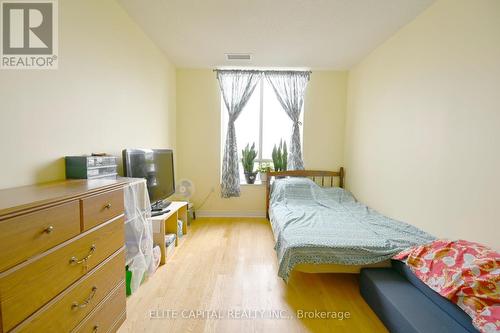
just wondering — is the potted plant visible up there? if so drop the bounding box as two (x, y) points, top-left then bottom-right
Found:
(241, 143), (258, 184)
(258, 162), (273, 182)
(272, 139), (288, 174)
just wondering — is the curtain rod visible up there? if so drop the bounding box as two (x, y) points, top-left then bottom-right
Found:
(213, 69), (312, 74)
(212, 69), (261, 73)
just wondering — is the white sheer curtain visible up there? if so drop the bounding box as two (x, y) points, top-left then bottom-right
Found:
(265, 71), (310, 170)
(216, 70), (261, 198)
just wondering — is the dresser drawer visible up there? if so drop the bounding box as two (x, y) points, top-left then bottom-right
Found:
(81, 189), (124, 230)
(72, 282), (126, 333)
(0, 201), (80, 272)
(0, 216), (124, 332)
(13, 249), (125, 333)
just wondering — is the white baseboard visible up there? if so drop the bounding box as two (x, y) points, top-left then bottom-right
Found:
(196, 210), (266, 218)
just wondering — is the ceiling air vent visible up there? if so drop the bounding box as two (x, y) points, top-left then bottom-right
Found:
(225, 53), (252, 61)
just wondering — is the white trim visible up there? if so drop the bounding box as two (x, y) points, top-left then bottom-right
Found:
(196, 210), (266, 218)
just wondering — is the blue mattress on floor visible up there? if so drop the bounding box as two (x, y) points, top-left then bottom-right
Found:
(391, 260), (476, 332)
(360, 266), (478, 333)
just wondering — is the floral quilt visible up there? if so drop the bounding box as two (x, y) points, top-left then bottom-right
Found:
(394, 239), (500, 333)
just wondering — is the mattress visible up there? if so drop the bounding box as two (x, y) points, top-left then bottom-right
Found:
(391, 260), (477, 332)
(360, 268), (474, 333)
(269, 178), (435, 280)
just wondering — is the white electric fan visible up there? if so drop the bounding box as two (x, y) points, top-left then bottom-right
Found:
(175, 179), (195, 201)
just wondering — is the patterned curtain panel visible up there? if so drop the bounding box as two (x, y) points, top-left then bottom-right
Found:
(265, 71), (310, 170)
(216, 70), (261, 198)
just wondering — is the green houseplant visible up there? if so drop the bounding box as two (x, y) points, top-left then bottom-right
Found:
(272, 140), (288, 173)
(241, 143), (258, 184)
(257, 162), (273, 182)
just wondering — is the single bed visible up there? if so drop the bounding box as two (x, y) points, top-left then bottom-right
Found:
(265, 169), (435, 280)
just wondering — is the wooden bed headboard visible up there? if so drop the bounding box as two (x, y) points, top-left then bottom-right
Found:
(265, 168), (344, 218)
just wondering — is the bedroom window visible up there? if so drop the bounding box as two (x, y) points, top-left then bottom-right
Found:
(221, 79), (304, 183)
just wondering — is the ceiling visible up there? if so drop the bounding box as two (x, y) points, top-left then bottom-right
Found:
(118, 0), (435, 70)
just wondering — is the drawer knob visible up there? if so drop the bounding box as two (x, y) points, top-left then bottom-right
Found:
(69, 244), (96, 265)
(44, 225), (54, 234)
(103, 203), (112, 209)
(93, 325), (99, 333)
(71, 286), (97, 310)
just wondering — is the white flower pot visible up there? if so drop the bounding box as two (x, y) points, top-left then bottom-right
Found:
(259, 172), (268, 182)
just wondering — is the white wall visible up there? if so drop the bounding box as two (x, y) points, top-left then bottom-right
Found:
(345, 0), (500, 248)
(0, 0), (176, 189)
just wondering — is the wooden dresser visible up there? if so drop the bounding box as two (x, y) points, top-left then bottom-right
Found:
(0, 179), (129, 333)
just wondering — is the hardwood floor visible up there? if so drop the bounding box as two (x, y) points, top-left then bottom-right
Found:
(118, 218), (388, 333)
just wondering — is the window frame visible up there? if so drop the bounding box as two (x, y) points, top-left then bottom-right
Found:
(220, 78), (304, 184)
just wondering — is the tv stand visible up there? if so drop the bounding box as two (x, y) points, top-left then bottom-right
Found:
(151, 201), (188, 265)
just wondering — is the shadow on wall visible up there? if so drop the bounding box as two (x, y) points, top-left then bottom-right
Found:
(34, 158), (66, 183)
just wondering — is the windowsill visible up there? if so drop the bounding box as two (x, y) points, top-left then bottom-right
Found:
(219, 178), (268, 187)
(240, 180), (266, 186)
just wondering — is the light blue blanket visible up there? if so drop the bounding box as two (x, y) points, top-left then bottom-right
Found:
(269, 178), (435, 281)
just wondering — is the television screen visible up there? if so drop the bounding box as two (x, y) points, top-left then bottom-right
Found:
(122, 149), (175, 204)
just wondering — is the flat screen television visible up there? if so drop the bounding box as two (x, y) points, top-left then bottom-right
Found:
(122, 149), (175, 207)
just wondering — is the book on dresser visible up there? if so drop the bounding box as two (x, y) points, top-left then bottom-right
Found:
(0, 178), (132, 333)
